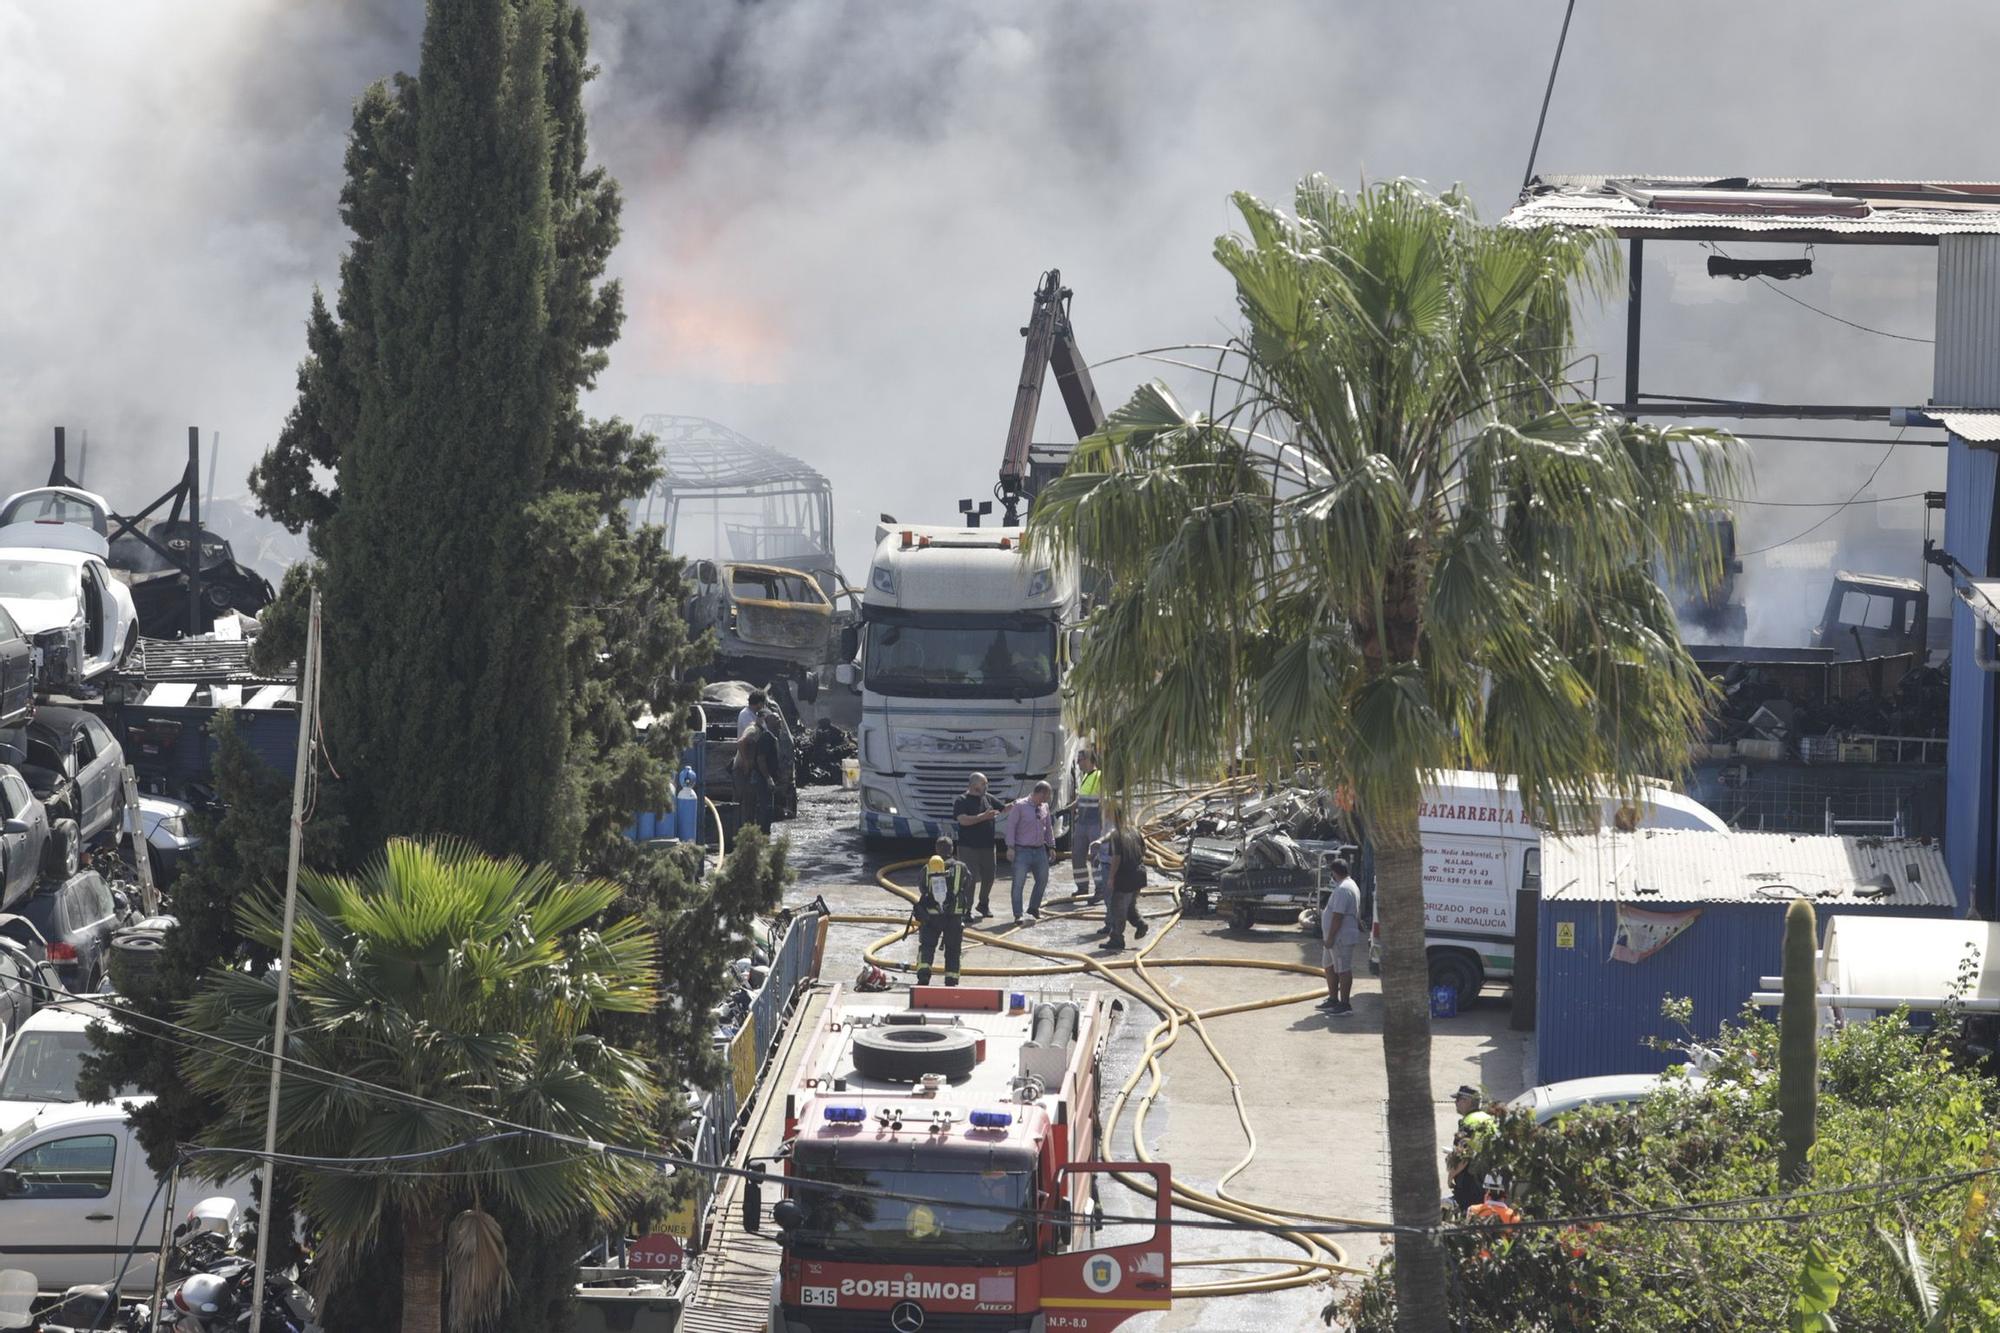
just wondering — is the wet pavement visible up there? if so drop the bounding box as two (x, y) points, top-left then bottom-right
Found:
(771, 784), (1530, 1330)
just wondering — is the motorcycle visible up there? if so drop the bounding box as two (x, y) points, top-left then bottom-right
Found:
(158, 1198), (317, 1333)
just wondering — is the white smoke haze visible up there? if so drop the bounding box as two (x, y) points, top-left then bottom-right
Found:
(2, 0), (1990, 631)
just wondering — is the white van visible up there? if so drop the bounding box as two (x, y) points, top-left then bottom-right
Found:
(1369, 770), (1726, 1005)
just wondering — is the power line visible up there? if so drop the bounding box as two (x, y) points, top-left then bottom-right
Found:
(1735, 490), (1927, 510)
(1520, 0), (1579, 194)
(1737, 427), (1909, 557)
(43, 958), (2000, 1245)
(1707, 243), (1935, 345)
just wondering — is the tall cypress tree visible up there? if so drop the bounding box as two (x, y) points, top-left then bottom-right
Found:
(253, 0), (692, 870)
(222, 3), (785, 1326)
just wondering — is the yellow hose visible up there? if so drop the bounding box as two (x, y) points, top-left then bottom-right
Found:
(857, 851), (1376, 1299)
(704, 797), (730, 860)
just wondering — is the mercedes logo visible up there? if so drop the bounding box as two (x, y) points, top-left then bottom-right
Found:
(889, 1301), (926, 1333)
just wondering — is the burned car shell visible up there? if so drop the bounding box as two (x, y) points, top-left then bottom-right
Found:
(110, 519), (275, 637)
(688, 562), (834, 668)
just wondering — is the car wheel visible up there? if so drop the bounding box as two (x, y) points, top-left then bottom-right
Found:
(1428, 950), (1483, 1011)
(42, 819), (79, 879)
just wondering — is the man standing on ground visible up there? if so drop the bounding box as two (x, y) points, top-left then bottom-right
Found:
(953, 772), (1003, 918)
(737, 688), (767, 736)
(1068, 748), (1104, 902)
(1319, 857), (1361, 1016)
(914, 836), (976, 986)
(1003, 781), (1055, 924)
(734, 711), (781, 833)
(1100, 802), (1151, 952)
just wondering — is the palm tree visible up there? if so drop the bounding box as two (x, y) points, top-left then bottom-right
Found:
(181, 839), (661, 1333)
(1028, 178), (1738, 1329)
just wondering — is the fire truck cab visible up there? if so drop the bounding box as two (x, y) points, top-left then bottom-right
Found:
(753, 983), (1171, 1333)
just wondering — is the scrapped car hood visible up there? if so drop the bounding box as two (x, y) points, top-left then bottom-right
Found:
(0, 598), (77, 638)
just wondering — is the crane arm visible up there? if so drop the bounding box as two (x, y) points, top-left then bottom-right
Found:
(999, 270), (1104, 524)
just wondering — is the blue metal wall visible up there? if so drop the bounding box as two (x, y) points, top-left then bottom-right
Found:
(1945, 437), (1999, 917)
(1535, 898), (1954, 1084)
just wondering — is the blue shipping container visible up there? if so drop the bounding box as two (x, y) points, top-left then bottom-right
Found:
(1535, 831), (1957, 1085)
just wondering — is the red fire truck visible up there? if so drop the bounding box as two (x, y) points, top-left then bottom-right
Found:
(744, 982), (1173, 1333)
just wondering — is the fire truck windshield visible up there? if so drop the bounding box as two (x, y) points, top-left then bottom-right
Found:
(789, 1146), (1035, 1262)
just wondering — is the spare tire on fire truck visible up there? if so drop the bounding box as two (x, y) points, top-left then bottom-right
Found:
(851, 1024), (979, 1082)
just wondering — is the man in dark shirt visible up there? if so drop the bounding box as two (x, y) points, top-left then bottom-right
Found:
(952, 772), (1003, 918)
(1099, 803), (1150, 952)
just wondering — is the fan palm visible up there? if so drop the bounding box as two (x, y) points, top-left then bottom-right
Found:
(181, 838), (660, 1333)
(1028, 178), (1739, 1329)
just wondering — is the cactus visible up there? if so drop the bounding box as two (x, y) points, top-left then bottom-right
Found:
(1778, 896), (1819, 1186)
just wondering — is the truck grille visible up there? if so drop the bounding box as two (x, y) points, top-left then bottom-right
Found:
(788, 1311), (1025, 1333)
(907, 766), (1018, 820)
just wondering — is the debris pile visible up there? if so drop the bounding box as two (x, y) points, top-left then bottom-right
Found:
(1702, 661), (1949, 762)
(795, 719), (857, 787)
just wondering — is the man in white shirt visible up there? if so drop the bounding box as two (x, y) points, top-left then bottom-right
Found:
(1319, 858), (1362, 1017)
(736, 688), (768, 736)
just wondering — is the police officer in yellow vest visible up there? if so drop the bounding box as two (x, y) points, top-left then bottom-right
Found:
(917, 836), (977, 986)
(1069, 748), (1104, 902)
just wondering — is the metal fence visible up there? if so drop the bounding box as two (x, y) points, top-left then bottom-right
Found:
(674, 907), (824, 1253)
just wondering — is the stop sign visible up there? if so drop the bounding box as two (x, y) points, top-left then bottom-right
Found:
(629, 1232), (685, 1271)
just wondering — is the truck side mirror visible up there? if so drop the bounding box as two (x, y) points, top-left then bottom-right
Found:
(1067, 628), (1085, 662)
(695, 560), (718, 586)
(773, 1199), (804, 1232)
(839, 626), (859, 662)
(0, 1169), (20, 1199)
(741, 1176), (762, 1234)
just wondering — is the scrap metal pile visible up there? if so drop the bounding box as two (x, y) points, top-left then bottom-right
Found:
(794, 719), (856, 787)
(1140, 778), (1357, 930)
(1701, 659), (1949, 762)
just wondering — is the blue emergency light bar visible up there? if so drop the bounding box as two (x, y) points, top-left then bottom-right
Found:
(822, 1105), (867, 1123)
(969, 1110), (1013, 1129)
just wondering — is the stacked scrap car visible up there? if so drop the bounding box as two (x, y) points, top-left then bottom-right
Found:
(0, 488), (139, 692)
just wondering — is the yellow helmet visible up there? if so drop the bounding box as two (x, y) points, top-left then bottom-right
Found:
(926, 855), (947, 873)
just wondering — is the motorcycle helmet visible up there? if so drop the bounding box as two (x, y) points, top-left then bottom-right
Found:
(174, 1272), (234, 1316)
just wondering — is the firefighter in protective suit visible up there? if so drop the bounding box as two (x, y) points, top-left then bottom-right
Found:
(916, 836), (976, 986)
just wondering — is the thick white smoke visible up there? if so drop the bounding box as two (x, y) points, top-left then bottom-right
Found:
(2, 0), (1988, 623)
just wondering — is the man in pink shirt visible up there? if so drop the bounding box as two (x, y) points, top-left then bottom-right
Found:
(1003, 780), (1056, 924)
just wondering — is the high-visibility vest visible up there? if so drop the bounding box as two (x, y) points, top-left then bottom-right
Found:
(1076, 770), (1103, 823)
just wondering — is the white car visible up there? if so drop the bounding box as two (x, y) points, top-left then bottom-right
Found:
(1509, 1072), (1704, 1124)
(0, 550), (137, 692)
(0, 489), (114, 561)
(0, 1002), (141, 1138)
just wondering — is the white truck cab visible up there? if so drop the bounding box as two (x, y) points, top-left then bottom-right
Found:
(855, 523), (1079, 843)
(1371, 770), (1727, 1006)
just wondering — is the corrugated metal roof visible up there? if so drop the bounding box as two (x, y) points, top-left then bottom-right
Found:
(1934, 409), (2000, 442)
(1542, 830), (1956, 908)
(1506, 175), (2000, 240)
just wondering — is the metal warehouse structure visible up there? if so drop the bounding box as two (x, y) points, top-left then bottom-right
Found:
(1535, 829), (1955, 1083)
(1506, 176), (2000, 915)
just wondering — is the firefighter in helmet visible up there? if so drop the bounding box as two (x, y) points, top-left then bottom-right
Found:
(916, 836), (977, 986)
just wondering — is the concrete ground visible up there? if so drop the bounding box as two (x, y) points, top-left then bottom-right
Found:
(776, 786), (1533, 1330)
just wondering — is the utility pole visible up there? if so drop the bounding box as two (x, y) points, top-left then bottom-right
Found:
(248, 586), (320, 1333)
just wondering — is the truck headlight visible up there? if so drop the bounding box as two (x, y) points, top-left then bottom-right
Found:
(861, 786), (898, 814)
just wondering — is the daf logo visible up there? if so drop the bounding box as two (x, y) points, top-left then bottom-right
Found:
(889, 1301), (926, 1333)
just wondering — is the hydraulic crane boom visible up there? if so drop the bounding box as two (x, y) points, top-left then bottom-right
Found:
(998, 269), (1105, 525)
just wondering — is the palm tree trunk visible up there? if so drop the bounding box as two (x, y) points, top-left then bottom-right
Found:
(401, 1206), (446, 1333)
(1374, 827), (1451, 1330)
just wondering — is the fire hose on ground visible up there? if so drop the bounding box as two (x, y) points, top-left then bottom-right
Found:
(830, 791), (1381, 1300)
